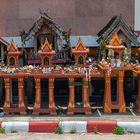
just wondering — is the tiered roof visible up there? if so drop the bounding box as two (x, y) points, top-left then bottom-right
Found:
(97, 15), (139, 46)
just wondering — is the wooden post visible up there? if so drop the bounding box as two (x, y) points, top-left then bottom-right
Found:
(67, 78), (75, 115)
(3, 77), (11, 115)
(1, 45), (4, 64)
(18, 77), (26, 115)
(49, 78), (57, 115)
(82, 78), (91, 115)
(104, 70), (112, 113)
(118, 70), (126, 112)
(33, 78), (41, 115)
(136, 76), (140, 112)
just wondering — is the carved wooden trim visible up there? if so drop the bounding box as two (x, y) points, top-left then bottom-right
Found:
(38, 38), (55, 66)
(33, 78), (41, 109)
(82, 78), (91, 110)
(103, 70), (111, 112)
(18, 78), (26, 109)
(136, 77), (140, 112)
(72, 38), (89, 65)
(7, 41), (21, 66)
(4, 78), (11, 110)
(48, 78), (56, 110)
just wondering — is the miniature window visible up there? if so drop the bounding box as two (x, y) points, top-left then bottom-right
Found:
(78, 56), (84, 64)
(9, 57), (15, 65)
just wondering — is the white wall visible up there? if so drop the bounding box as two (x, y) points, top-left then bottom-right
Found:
(135, 0), (140, 31)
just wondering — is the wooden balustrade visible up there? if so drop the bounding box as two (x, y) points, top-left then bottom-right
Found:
(32, 77), (57, 115)
(103, 69), (126, 113)
(3, 77), (26, 115)
(1, 66), (140, 115)
(134, 68), (140, 112)
(67, 77), (91, 115)
(136, 78), (140, 112)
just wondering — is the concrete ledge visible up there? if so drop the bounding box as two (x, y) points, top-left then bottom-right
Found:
(2, 122), (29, 132)
(60, 121), (87, 133)
(1, 121), (140, 133)
(87, 121), (117, 133)
(29, 121), (58, 133)
(117, 122), (140, 133)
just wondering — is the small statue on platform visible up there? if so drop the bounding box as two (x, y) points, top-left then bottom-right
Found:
(123, 48), (129, 64)
(110, 58), (116, 68)
(116, 59), (122, 68)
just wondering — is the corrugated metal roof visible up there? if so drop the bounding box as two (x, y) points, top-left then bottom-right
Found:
(2, 37), (22, 47)
(0, 37), (9, 46)
(2, 35), (140, 48)
(2, 36), (35, 48)
(70, 36), (99, 47)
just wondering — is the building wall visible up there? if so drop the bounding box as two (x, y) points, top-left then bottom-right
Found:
(0, 0), (134, 36)
(135, 0), (140, 32)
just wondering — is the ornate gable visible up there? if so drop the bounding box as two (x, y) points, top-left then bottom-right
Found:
(7, 40), (21, 66)
(72, 38), (89, 65)
(22, 12), (71, 53)
(38, 38), (55, 66)
(97, 15), (139, 46)
(109, 33), (122, 46)
(106, 33), (125, 60)
(73, 38), (89, 53)
(7, 41), (18, 52)
(41, 38), (52, 52)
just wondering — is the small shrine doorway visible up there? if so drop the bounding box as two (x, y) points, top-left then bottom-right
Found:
(44, 57), (49, 65)
(114, 52), (119, 59)
(78, 56), (84, 64)
(9, 57), (15, 66)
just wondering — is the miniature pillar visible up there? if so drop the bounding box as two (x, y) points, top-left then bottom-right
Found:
(104, 70), (112, 113)
(67, 78), (75, 115)
(3, 77), (11, 115)
(33, 78), (41, 115)
(118, 70), (126, 112)
(1, 45), (4, 64)
(18, 78), (26, 115)
(49, 78), (57, 115)
(82, 78), (91, 115)
(136, 77), (140, 112)
(103, 70), (126, 113)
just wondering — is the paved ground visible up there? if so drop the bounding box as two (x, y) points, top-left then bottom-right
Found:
(0, 133), (140, 140)
(0, 110), (140, 122)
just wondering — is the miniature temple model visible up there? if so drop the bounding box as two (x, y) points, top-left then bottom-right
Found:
(0, 13), (139, 116)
